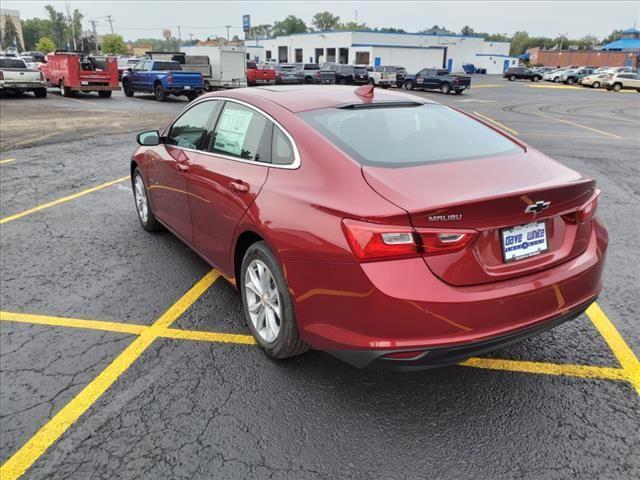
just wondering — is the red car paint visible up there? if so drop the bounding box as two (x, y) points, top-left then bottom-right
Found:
(131, 86), (607, 368)
(42, 52), (119, 94)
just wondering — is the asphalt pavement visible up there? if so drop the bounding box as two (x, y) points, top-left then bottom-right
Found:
(1, 75), (638, 480)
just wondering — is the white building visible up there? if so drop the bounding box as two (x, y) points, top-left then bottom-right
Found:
(245, 30), (515, 74)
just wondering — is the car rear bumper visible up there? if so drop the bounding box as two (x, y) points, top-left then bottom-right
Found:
(285, 219), (607, 361)
(0, 81), (47, 90)
(327, 297), (595, 370)
(74, 85), (119, 91)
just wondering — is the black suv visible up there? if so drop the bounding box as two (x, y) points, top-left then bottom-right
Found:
(324, 64), (369, 85)
(503, 67), (542, 82)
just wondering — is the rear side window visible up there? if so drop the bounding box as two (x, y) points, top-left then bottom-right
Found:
(166, 101), (217, 150)
(305, 64), (318, 69)
(212, 102), (271, 162)
(300, 104), (519, 167)
(153, 61), (182, 71)
(0, 58), (26, 68)
(247, 61), (257, 69)
(272, 127), (295, 165)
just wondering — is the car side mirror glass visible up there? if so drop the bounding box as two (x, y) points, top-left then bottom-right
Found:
(127, 67), (133, 72)
(137, 130), (160, 146)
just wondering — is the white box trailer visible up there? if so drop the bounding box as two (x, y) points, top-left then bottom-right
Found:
(181, 45), (247, 90)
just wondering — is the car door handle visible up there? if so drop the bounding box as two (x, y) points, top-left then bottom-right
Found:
(230, 180), (249, 193)
(177, 163), (189, 174)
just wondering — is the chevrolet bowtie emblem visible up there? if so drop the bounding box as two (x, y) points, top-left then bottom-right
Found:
(525, 200), (551, 214)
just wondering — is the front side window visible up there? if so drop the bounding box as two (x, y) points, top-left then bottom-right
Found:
(212, 102), (270, 162)
(300, 104), (519, 168)
(166, 101), (217, 150)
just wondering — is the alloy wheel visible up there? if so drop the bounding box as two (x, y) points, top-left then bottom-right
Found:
(134, 175), (149, 223)
(244, 259), (281, 343)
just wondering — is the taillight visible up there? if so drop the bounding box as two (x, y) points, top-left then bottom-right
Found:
(577, 189), (600, 223)
(167, 72), (173, 84)
(342, 219), (418, 261)
(316, 71), (321, 77)
(341, 219), (476, 262)
(417, 230), (476, 255)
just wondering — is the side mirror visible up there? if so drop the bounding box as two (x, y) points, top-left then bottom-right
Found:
(127, 67), (133, 72)
(137, 130), (160, 146)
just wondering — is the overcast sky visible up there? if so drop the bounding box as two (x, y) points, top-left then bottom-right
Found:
(5, 0), (640, 41)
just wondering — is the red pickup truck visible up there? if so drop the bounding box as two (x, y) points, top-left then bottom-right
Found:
(41, 51), (119, 97)
(246, 61), (276, 86)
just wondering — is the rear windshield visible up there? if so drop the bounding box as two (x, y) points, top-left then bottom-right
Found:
(354, 67), (368, 74)
(299, 104), (519, 167)
(153, 61), (182, 71)
(0, 58), (27, 68)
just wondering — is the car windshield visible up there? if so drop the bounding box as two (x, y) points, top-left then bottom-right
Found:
(0, 58), (27, 68)
(154, 61), (182, 71)
(299, 104), (519, 167)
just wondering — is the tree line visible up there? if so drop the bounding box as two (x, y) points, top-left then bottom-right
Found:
(4, 6), (626, 58)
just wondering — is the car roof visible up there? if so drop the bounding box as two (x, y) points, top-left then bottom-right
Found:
(203, 85), (435, 113)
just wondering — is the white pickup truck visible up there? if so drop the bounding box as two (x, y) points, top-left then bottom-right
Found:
(0, 56), (48, 97)
(366, 65), (397, 88)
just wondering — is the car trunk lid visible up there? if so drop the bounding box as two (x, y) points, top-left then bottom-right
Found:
(362, 150), (596, 286)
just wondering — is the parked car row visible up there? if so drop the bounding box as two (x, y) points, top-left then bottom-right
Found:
(537, 65), (639, 91)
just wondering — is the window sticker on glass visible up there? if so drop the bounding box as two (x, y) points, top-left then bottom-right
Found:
(214, 106), (254, 156)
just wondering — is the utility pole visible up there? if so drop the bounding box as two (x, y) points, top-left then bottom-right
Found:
(66, 2), (77, 51)
(90, 19), (99, 52)
(225, 25), (231, 42)
(189, 33), (194, 42)
(106, 15), (114, 34)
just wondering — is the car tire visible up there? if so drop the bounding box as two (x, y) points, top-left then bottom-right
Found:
(186, 91), (198, 102)
(132, 168), (162, 232)
(98, 90), (112, 98)
(122, 80), (134, 97)
(404, 80), (414, 90)
(454, 89), (463, 94)
(34, 88), (47, 98)
(368, 78), (375, 85)
(60, 81), (73, 97)
(508, 75), (516, 81)
(592, 81), (600, 88)
(154, 83), (167, 101)
(338, 78), (347, 85)
(566, 78), (575, 85)
(305, 76), (313, 84)
(532, 76), (541, 82)
(612, 83), (622, 92)
(440, 83), (451, 94)
(553, 77), (561, 83)
(241, 241), (309, 359)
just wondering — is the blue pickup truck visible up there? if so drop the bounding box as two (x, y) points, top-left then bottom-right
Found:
(121, 60), (203, 101)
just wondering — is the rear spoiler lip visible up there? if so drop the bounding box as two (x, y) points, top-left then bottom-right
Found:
(451, 106), (528, 153)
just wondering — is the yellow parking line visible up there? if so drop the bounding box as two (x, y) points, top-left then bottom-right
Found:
(530, 112), (623, 140)
(161, 327), (256, 345)
(0, 311), (146, 336)
(0, 176), (129, 225)
(587, 303), (640, 395)
(0, 270), (219, 480)
(473, 111), (519, 135)
(0, 158), (16, 165)
(460, 358), (627, 382)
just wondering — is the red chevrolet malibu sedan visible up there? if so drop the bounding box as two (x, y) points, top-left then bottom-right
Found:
(130, 85), (607, 370)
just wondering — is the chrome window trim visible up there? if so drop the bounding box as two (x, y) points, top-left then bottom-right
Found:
(165, 97), (301, 170)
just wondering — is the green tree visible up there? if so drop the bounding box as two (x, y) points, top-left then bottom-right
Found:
(338, 21), (368, 31)
(312, 12), (340, 31)
(45, 4), (67, 48)
(375, 27), (406, 33)
(509, 31), (530, 55)
(272, 16), (307, 36)
(420, 25), (454, 35)
(2, 15), (22, 50)
(22, 17), (52, 50)
(248, 24), (272, 39)
(68, 8), (83, 50)
(35, 36), (56, 54)
(602, 29), (623, 44)
(101, 34), (127, 54)
(460, 25), (475, 36)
